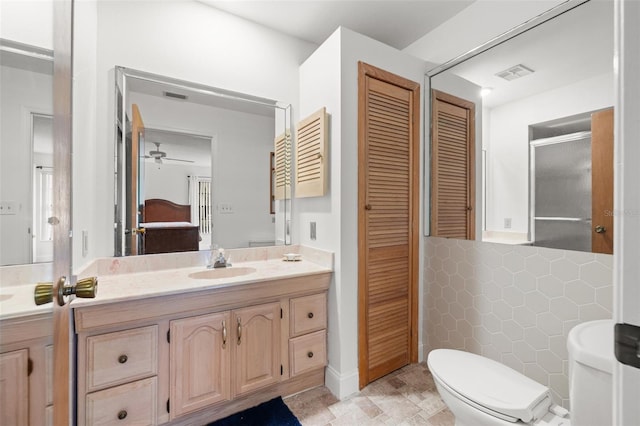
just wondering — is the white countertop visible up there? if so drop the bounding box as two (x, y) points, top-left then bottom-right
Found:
(71, 258), (331, 309)
(0, 283), (53, 321)
(0, 245), (334, 321)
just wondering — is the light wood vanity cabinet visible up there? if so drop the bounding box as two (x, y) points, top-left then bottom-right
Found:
(80, 326), (159, 425)
(0, 313), (53, 426)
(170, 311), (230, 418)
(74, 272), (330, 425)
(232, 303), (282, 396)
(0, 349), (29, 425)
(169, 302), (281, 419)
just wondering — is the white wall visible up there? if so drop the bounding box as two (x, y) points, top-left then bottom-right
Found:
(144, 164), (209, 205)
(425, 237), (613, 408)
(0, 0), (53, 50)
(486, 72), (614, 233)
(298, 27), (427, 399)
(73, 0), (316, 267)
(0, 65), (53, 266)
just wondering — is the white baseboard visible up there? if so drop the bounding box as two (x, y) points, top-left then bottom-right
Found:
(325, 365), (359, 400)
(324, 346), (426, 400)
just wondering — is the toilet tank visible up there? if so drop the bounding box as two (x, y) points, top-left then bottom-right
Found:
(567, 319), (614, 426)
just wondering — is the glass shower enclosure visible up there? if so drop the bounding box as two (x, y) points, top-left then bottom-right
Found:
(530, 131), (592, 251)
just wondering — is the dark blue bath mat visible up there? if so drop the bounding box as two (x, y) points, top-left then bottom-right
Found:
(206, 397), (302, 426)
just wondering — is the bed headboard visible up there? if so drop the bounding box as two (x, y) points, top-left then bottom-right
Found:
(143, 199), (191, 223)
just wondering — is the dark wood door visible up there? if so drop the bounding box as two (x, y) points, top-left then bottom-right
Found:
(591, 108), (614, 254)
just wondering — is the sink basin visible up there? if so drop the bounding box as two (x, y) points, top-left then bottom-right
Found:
(188, 267), (257, 280)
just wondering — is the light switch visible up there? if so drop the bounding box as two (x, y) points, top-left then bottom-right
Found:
(310, 222), (316, 240)
(219, 203), (234, 214)
(0, 201), (17, 215)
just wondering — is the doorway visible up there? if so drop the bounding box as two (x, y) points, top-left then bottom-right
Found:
(357, 62), (420, 388)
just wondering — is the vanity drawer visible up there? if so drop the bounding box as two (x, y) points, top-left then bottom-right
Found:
(290, 293), (326, 337)
(289, 330), (327, 376)
(85, 377), (157, 426)
(86, 325), (158, 392)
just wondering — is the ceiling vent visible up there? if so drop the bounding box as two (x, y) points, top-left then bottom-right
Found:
(163, 91), (188, 101)
(495, 64), (534, 81)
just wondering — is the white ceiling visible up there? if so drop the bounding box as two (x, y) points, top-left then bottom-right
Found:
(198, 1), (612, 109)
(198, 0), (474, 50)
(442, 0), (613, 108)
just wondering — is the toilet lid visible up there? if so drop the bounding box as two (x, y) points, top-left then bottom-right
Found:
(428, 349), (551, 423)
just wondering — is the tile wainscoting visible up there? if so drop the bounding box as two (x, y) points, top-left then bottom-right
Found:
(424, 237), (613, 408)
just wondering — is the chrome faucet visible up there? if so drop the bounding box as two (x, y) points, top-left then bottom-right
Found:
(209, 248), (229, 268)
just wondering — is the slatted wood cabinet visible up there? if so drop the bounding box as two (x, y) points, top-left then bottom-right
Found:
(74, 273), (330, 425)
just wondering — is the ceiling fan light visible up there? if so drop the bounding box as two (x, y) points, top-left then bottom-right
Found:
(155, 157), (162, 164)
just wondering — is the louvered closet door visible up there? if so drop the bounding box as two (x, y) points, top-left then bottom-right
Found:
(431, 90), (475, 239)
(359, 63), (419, 387)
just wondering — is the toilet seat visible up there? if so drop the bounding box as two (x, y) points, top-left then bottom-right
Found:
(428, 349), (552, 423)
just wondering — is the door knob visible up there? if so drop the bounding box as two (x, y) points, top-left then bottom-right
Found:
(34, 276), (98, 306)
(364, 204), (372, 210)
(594, 225), (607, 234)
(124, 227), (146, 235)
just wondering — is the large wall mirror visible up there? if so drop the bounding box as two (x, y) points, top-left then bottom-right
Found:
(69, 0), (297, 262)
(428, 0), (614, 254)
(115, 67), (291, 257)
(0, 39), (54, 267)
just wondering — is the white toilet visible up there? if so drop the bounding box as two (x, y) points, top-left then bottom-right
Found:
(567, 319), (614, 426)
(428, 349), (569, 426)
(427, 320), (614, 426)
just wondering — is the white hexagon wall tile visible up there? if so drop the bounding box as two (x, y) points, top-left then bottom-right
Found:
(424, 237), (613, 408)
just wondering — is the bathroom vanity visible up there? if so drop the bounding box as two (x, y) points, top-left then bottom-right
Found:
(71, 251), (331, 425)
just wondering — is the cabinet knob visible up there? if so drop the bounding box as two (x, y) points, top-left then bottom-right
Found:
(118, 355), (128, 364)
(307, 312), (314, 319)
(117, 410), (127, 420)
(307, 351), (314, 358)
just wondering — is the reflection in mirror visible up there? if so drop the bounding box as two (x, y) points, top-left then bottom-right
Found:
(0, 39), (54, 266)
(115, 67), (291, 257)
(429, 0), (613, 253)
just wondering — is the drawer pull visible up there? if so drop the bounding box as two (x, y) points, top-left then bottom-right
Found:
(307, 351), (314, 358)
(237, 317), (242, 345)
(118, 355), (128, 364)
(117, 410), (127, 420)
(308, 312), (314, 319)
(222, 320), (227, 348)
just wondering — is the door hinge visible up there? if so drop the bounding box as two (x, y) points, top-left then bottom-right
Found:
(167, 330), (170, 343)
(615, 323), (640, 369)
(166, 399), (170, 413)
(27, 358), (33, 376)
(280, 364), (283, 375)
(280, 308), (283, 319)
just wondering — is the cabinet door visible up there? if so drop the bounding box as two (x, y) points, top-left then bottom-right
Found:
(170, 311), (231, 419)
(233, 303), (281, 396)
(0, 349), (29, 425)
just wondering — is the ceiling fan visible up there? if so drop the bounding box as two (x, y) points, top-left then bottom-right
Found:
(144, 142), (194, 164)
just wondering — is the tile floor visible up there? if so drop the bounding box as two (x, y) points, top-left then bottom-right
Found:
(284, 363), (455, 426)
